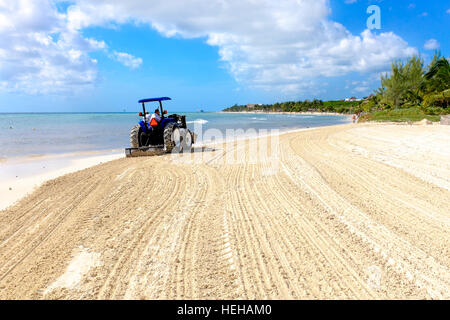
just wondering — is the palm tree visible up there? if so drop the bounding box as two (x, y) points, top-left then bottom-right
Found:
(422, 57), (450, 94)
(420, 54), (450, 108)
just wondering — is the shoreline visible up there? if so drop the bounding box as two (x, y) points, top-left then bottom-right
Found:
(220, 111), (353, 117)
(3, 112), (431, 212)
(0, 115), (437, 212)
(0, 150), (123, 210)
(0, 120), (352, 211)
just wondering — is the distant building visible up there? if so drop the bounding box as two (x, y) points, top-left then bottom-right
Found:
(345, 97), (362, 102)
(246, 104), (256, 109)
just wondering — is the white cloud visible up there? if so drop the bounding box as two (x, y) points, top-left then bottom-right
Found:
(0, 0), (104, 94)
(0, 0), (418, 96)
(447, 9), (450, 14)
(354, 86), (369, 93)
(65, 0), (417, 95)
(345, 0), (358, 4)
(111, 51), (142, 69)
(424, 39), (440, 50)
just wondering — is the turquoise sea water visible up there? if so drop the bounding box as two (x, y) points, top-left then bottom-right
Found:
(0, 112), (349, 158)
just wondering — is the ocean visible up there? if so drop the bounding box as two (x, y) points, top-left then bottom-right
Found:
(0, 112), (350, 158)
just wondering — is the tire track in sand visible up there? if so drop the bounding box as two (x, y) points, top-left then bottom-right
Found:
(0, 124), (448, 299)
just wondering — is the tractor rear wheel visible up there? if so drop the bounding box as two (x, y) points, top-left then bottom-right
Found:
(164, 123), (182, 153)
(130, 124), (151, 147)
(130, 124), (141, 148)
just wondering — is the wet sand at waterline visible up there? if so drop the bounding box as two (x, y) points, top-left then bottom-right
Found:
(0, 123), (449, 299)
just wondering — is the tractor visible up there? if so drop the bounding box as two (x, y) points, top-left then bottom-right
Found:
(125, 97), (195, 157)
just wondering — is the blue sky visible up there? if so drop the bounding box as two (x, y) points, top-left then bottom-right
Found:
(0, 0), (448, 112)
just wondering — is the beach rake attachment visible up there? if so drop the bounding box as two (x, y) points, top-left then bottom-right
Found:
(125, 146), (166, 157)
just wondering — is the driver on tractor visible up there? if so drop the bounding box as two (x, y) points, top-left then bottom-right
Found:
(150, 109), (161, 127)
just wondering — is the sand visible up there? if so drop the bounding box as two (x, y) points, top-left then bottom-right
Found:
(0, 123), (449, 299)
(0, 152), (123, 211)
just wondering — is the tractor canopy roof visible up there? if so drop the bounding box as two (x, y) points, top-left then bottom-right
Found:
(138, 97), (171, 103)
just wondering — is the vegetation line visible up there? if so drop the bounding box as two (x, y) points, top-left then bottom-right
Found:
(223, 52), (449, 123)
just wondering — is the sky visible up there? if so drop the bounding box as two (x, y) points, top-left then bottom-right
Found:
(0, 0), (448, 112)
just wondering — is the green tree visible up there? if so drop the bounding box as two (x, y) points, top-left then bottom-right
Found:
(380, 56), (424, 108)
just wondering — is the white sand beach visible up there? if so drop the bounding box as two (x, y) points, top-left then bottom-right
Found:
(0, 123), (449, 299)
